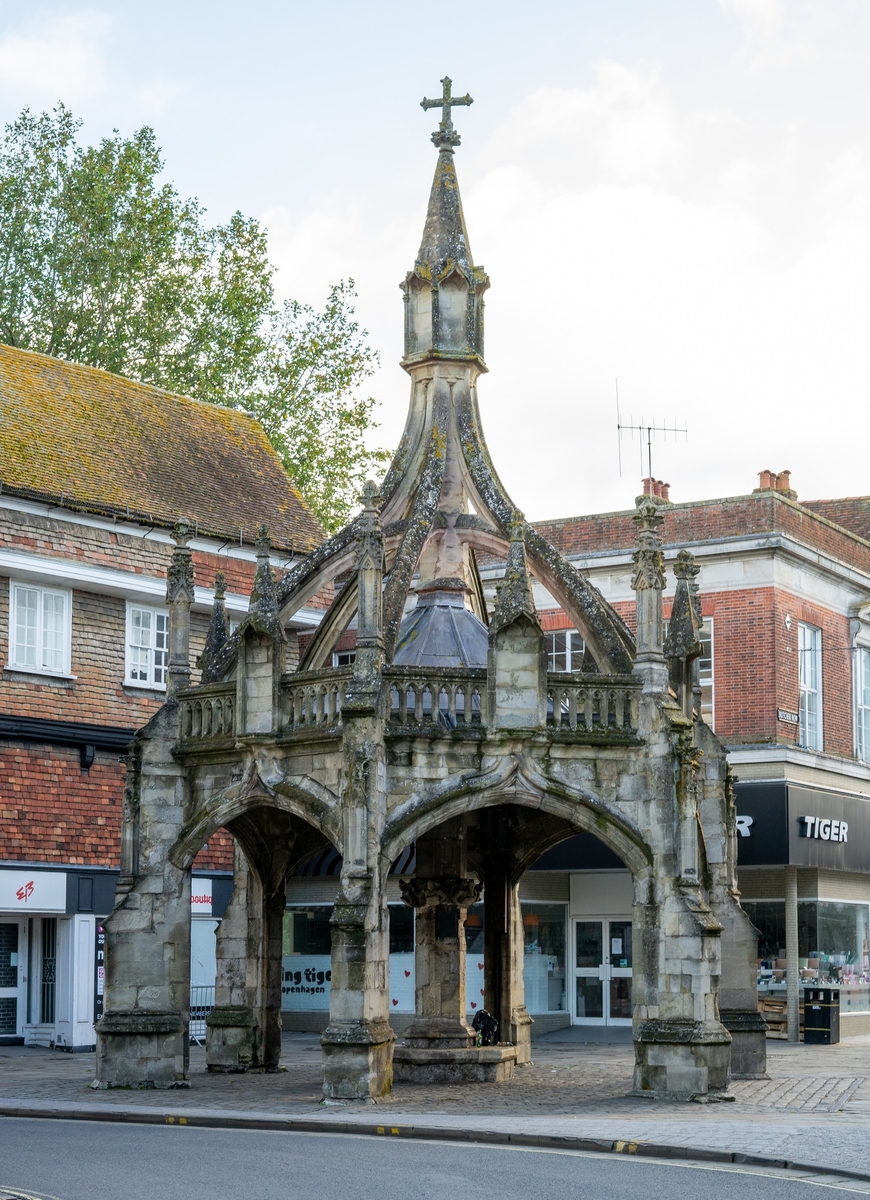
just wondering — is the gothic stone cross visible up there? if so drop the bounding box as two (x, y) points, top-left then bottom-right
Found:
(421, 76), (473, 148)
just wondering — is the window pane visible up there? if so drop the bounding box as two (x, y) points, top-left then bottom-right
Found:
(154, 612), (168, 685)
(567, 631), (585, 671)
(798, 624), (821, 750)
(545, 631), (568, 672)
(41, 593), (65, 672)
(13, 587), (38, 667)
(131, 608), (152, 648)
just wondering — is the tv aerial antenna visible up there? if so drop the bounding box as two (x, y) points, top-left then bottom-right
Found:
(615, 379), (688, 481)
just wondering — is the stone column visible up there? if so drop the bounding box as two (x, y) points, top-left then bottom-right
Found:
(785, 865), (800, 1043)
(631, 498), (668, 694)
(321, 875), (394, 1099)
(401, 875), (481, 1048)
(166, 520), (194, 700)
(96, 731), (192, 1087)
(320, 488), (394, 1100)
(481, 828), (531, 1063)
(207, 846), (263, 1071)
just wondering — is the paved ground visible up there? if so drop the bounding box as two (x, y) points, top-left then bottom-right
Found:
(2, 1034), (870, 1178)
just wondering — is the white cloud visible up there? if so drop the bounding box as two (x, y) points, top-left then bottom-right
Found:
(719, 0), (832, 71)
(0, 11), (112, 105)
(135, 80), (183, 118)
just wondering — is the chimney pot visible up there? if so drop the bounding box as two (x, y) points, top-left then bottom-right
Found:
(642, 477), (654, 496)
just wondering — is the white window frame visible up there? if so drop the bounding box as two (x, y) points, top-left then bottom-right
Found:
(856, 644), (870, 764)
(699, 617), (714, 730)
(125, 602), (169, 691)
(798, 622), (823, 752)
(332, 650), (356, 668)
(544, 628), (586, 672)
(7, 580), (72, 677)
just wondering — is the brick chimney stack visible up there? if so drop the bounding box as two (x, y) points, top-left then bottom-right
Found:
(642, 478), (671, 503)
(754, 469), (797, 501)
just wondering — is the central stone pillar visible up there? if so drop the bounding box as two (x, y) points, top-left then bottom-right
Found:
(400, 875), (481, 1049)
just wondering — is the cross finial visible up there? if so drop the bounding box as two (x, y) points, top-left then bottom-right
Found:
(421, 76), (473, 150)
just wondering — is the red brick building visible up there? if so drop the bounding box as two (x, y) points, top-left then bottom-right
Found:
(0, 345), (321, 1048)
(474, 471), (870, 1036)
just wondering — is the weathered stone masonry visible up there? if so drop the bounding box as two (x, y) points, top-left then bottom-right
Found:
(96, 82), (765, 1097)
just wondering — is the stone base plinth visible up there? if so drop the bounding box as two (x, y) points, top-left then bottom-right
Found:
(321, 1020), (396, 1100)
(392, 1044), (517, 1084)
(720, 1009), (769, 1079)
(206, 1006), (259, 1073)
(402, 1015), (476, 1051)
(95, 1009), (187, 1087)
(632, 1019), (732, 1097)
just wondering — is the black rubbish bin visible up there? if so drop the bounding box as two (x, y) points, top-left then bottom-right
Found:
(803, 986), (840, 1045)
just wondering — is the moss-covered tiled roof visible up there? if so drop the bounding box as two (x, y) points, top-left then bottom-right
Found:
(0, 343), (323, 553)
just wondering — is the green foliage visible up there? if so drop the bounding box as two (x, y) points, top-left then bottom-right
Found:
(0, 104), (386, 532)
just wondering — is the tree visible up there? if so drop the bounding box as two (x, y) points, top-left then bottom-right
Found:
(0, 104), (386, 531)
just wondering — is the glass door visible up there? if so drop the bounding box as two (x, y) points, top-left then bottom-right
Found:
(572, 917), (633, 1025)
(573, 920), (605, 1023)
(606, 918), (633, 1025)
(0, 921), (24, 1039)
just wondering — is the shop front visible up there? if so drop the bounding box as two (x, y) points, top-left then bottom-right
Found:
(735, 782), (870, 1036)
(0, 866), (115, 1050)
(281, 837), (634, 1036)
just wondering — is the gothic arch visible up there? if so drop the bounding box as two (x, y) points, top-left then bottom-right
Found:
(380, 755), (652, 880)
(170, 776), (342, 871)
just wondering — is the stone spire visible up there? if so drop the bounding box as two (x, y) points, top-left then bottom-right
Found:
(665, 549), (703, 719)
(489, 517), (538, 635)
(244, 524), (283, 642)
(402, 77), (489, 367)
(199, 571), (228, 682)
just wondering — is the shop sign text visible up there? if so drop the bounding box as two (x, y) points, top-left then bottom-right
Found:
(801, 816), (848, 842)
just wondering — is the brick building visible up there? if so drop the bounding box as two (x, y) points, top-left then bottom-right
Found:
(468, 470), (870, 1037)
(0, 344), (322, 1048)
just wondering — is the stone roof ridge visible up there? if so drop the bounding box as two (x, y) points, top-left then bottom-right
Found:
(490, 517), (539, 635)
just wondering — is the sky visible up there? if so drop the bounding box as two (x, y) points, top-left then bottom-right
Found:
(1, 0), (869, 521)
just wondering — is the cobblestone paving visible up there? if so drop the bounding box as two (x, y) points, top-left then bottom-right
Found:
(2, 1037), (869, 1176)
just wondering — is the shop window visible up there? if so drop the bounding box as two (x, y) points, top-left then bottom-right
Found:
(522, 903), (567, 1013)
(126, 603), (169, 689)
(798, 623), (823, 750)
(284, 907), (332, 957)
(544, 630), (585, 672)
(389, 904), (414, 954)
(856, 647), (870, 763)
(9, 582), (71, 676)
(465, 903), (484, 954)
(746, 900), (870, 1011)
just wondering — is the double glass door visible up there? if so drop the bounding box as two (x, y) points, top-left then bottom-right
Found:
(572, 918), (632, 1025)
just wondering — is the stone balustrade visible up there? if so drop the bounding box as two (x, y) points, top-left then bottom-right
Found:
(177, 668), (641, 744)
(179, 684), (236, 741)
(282, 668), (353, 732)
(546, 674), (640, 736)
(384, 665), (488, 730)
